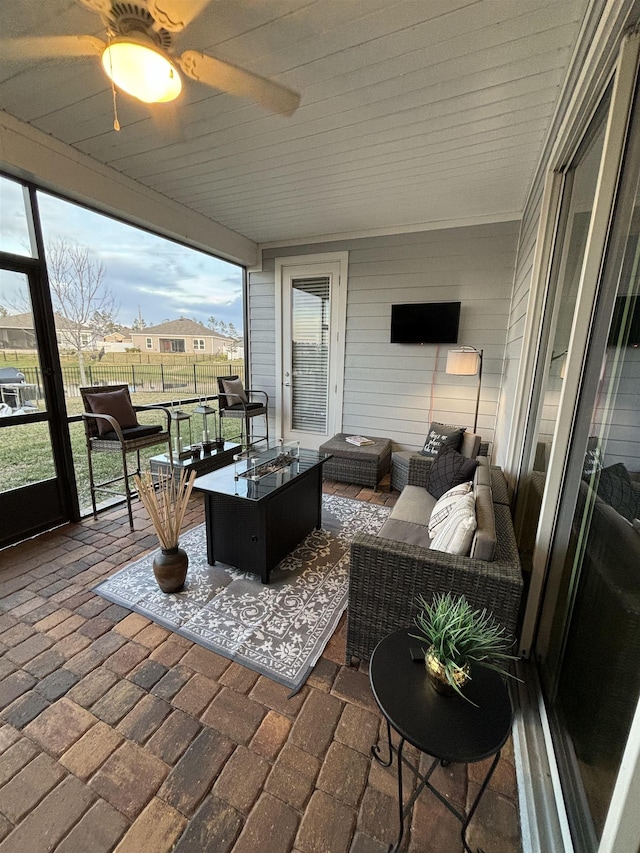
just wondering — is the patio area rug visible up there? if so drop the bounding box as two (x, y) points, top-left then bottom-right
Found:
(93, 495), (390, 692)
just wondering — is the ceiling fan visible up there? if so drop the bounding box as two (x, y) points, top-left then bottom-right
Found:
(1, 0), (301, 116)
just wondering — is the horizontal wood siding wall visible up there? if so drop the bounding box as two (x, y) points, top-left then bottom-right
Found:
(494, 179), (544, 469)
(252, 222), (519, 453)
(247, 269), (278, 424)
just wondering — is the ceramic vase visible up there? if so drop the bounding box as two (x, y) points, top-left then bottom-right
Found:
(152, 546), (188, 593)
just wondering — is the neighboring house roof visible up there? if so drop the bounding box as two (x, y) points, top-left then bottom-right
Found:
(52, 313), (95, 333)
(140, 318), (230, 338)
(104, 331), (132, 342)
(0, 312), (33, 329)
(0, 312), (94, 333)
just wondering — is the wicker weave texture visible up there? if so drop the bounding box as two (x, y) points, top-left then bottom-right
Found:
(346, 501), (522, 663)
(322, 444), (391, 488)
(390, 453), (411, 491)
(490, 467), (510, 506)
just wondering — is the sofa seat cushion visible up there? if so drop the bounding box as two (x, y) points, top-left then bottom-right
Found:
(389, 485), (436, 525)
(100, 424), (164, 442)
(377, 485), (435, 548)
(377, 517), (433, 549)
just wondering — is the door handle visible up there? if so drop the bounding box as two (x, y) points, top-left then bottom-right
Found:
(284, 383), (291, 387)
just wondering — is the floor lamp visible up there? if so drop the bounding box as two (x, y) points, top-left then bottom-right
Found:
(446, 346), (483, 433)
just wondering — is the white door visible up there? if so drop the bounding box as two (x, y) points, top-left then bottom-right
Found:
(276, 253), (347, 450)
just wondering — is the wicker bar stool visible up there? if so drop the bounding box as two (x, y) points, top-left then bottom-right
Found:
(80, 384), (172, 530)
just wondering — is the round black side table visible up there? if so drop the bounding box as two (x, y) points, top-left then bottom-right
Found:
(369, 629), (513, 853)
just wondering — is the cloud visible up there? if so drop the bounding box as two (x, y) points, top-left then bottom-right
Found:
(35, 189), (244, 330)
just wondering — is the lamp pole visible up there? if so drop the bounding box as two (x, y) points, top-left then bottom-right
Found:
(473, 349), (484, 433)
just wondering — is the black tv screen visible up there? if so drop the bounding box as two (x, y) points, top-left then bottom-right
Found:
(608, 295), (640, 347)
(390, 301), (461, 344)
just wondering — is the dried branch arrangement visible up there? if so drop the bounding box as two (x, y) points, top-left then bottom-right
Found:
(134, 468), (197, 550)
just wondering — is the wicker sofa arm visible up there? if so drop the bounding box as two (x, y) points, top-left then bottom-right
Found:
(346, 503), (522, 663)
(406, 455), (433, 487)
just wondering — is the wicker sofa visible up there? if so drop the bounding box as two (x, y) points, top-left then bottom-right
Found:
(346, 456), (523, 663)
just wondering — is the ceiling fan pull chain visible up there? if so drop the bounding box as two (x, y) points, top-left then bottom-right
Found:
(112, 84), (121, 132)
(105, 28), (120, 131)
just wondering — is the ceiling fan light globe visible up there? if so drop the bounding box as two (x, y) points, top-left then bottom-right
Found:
(101, 40), (182, 103)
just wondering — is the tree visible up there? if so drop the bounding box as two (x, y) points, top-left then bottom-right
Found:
(91, 309), (122, 337)
(225, 323), (241, 358)
(208, 316), (229, 337)
(45, 238), (116, 384)
(0, 305), (8, 317)
(132, 307), (147, 331)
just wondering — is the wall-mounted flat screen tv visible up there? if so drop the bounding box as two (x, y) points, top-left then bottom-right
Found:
(608, 295), (640, 347)
(390, 301), (461, 344)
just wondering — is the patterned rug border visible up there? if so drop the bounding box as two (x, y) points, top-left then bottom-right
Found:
(93, 495), (391, 692)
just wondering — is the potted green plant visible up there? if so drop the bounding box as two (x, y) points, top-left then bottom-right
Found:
(411, 592), (519, 704)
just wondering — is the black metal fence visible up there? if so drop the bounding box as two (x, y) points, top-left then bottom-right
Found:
(19, 362), (245, 399)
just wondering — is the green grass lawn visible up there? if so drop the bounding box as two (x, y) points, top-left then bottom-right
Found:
(1, 391), (244, 514)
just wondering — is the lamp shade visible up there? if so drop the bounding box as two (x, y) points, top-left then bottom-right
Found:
(102, 39), (182, 103)
(445, 348), (480, 376)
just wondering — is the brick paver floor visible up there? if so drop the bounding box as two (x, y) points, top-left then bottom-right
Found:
(0, 477), (521, 852)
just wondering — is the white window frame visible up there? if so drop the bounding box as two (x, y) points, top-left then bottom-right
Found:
(193, 338), (205, 351)
(145, 337), (152, 349)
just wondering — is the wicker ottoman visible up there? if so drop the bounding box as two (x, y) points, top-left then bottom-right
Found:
(319, 433), (392, 490)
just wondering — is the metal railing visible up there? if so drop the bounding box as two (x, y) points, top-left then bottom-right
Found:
(18, 362), (245, 399)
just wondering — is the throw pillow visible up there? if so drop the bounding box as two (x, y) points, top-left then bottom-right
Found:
(428, 481), (473, 538)
(85, 388), (138, 436)
(430, 492), (477, 556)
(427, 445), (478, 500)
(582, 436), (603, 479)
(419, 422), (464, 459)
(220, 377), (248, 406)
(596, 463), (636, 521)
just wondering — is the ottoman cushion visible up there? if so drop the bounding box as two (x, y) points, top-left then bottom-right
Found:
(319, 434), (392, 488)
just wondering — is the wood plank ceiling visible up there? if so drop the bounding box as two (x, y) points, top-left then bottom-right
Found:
(0, 0), (591, 244)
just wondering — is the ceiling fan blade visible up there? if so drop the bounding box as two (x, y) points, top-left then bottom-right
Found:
(1, 35), (105, 60)
(178, 51), (300, 116)
(76, 0), (113, 16)
(148, 0), (213, 32)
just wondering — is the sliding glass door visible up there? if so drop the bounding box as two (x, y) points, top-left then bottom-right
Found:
(0, 178), (78, 544)
(521, 42), (640, 851)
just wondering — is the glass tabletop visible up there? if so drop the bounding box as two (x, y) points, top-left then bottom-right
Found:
(151, 441), (240, 468)
(193, 444), (329, 500)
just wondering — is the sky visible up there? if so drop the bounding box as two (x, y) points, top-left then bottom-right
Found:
(0, 175), (244, 333)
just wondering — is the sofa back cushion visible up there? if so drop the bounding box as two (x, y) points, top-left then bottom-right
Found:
(470, 484), (497, 561)
(460, 432), (481, 459)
